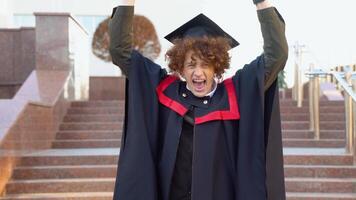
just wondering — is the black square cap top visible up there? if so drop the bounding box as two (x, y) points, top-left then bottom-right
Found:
(164, 13), (239, 49)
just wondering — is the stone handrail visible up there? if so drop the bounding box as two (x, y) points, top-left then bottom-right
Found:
(0, 12), (89, 195)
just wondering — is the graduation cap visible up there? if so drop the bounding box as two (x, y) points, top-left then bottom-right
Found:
(164, 13), (239, 49)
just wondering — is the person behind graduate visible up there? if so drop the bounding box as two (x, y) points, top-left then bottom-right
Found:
(109, 0), (288, 199)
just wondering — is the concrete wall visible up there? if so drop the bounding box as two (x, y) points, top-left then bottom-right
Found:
(0, 27), (35, 99)
(89, 76), (125, 100)
(0, 12), (90, 195)
(0, 71), (71, 196)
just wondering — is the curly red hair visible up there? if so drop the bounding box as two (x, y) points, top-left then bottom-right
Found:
(165, 37), (231, 79)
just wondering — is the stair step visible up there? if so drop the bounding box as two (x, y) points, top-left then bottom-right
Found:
(5, 178), (115, 194)
(71, 100), (123, 107)
(56, 131), (122, 140)
(9, 177), (354, 194)
(63, 114), (123, 122)
(4, 99), (351, 198)
(20, 155), (118, 166)
(12, 165), (117, 180)
(282, 130), (345, 139)
(67, 108), (123, 115)
(284, 154), (352, 165)
(280, 104), (345, 108)
(279, 100), (344, 107)
(281, 113), (345, 121)
(52, 139), (121, 148)
(280, 107), (345, 113)
(0, 192), (113, 200)
(283, 139), (345, 148)
(283, 148), (352, 165)
(285, 178), (356, 193)
(284, 165), (356, 178)
(287, 192), (356, 200)
(18, 148), (119, 166)
(282, 121), (345, 130)
(59, 123), (122, 131)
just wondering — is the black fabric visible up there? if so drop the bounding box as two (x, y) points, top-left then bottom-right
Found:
(111, 7), (117, 18)
(178, 83), (211, 109)
(113, 50), (167, 200)
(113, 51), (285, 200)
(264, 81), (286, 200)
(232, 56), (267, 200)
(164, 13), (239, 49)
(253, 0), (265, 5)
(169, 108), (194, 200)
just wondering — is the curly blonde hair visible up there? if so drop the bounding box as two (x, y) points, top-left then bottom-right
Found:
(165, 36), (231, 79)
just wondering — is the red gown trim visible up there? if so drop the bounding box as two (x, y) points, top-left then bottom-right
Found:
(156, 76), (240, 124)
(195, 78), (240, 124)
(156, 75), (188, 116)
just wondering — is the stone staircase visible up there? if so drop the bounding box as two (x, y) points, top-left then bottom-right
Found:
(281, 100), (346, 148)
(281, 100), (356, 200)
(1, 99), (355, 199)
(284, 150), (356, 200)
(0, 101), (122, 200)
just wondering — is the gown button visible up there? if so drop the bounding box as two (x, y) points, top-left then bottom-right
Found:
(182, 93), (187, 98)
(187, 192), (191, 199)
(203, 100), (208, 104)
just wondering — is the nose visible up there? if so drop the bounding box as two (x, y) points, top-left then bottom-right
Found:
(193, 65), (204, 77)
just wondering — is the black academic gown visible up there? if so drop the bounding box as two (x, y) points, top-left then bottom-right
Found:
(113, 50), (285, 200)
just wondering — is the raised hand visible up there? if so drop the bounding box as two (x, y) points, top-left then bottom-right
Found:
(255, 0), (272, 10)
(118, 0), (135, 5)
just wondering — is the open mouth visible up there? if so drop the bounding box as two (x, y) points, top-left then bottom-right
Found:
(192, 79), (206, 92)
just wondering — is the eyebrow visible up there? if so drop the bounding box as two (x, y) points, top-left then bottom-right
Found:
(185, 57), (195, 64)
(185, 61), (194, 66)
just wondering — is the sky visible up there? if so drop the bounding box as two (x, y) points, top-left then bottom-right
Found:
(133, 0), (356, 87)
(3, 0), (356, 87)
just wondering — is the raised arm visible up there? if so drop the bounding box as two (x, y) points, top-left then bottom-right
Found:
(109, 0), (136, 76)
(255, 0), (289, 91)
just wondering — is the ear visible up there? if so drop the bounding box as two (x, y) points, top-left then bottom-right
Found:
(173, 71), (185, 80)
(178, 66), (185, 79)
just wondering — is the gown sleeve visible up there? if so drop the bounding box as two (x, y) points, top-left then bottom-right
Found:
(110, 6), (167, 200)
(259, 7), (288, 91)
(231, 7), (287, 200)
(109, 6), (134, 77)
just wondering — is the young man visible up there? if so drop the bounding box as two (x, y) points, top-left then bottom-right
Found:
(109, 0), (288, 199)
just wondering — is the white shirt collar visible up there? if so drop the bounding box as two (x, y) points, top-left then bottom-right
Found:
(186, 80), (217, 98)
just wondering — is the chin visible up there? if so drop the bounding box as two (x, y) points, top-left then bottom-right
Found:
(192, 90), (207, 97)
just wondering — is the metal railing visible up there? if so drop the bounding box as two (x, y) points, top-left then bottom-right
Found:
(305, 68), (356, 163)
